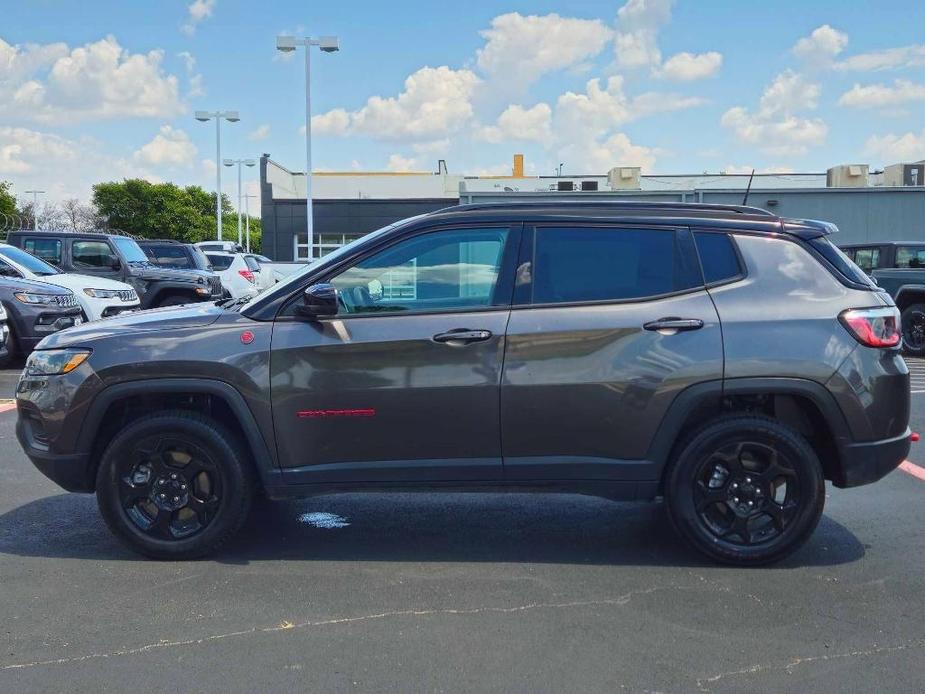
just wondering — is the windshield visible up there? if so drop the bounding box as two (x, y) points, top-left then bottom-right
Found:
(112, 237), (149, 263)
(0, 245), (60, 275)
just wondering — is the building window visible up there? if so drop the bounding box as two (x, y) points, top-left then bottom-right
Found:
(294, 232), (366, 261)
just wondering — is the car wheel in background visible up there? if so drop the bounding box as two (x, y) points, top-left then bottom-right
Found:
(96, 411), (255, 560)
(0, 322), (21, 368)
(157, 294), (194, 307)
(664, 416), (825, 566)
(901, 304), (925, 357)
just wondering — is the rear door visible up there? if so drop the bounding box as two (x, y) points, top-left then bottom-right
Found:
(500, 223), (722, 482)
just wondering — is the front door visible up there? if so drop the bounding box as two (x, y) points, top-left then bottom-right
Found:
(69, 239), (123, 281)
(270, 224), (519, 484)
(501, 223), (723, 482)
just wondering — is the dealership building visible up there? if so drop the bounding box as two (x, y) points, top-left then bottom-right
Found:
(259, 154), (925, 262)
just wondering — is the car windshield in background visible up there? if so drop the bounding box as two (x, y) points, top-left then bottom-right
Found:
(206, 253), (233, 270)
(0, 246), (60, 275)
(112, 237), (150, 264)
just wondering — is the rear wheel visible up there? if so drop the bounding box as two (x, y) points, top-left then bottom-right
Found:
(901, 303), (925, 357)
(96, 411), (254, 559)
(665, 416), (825, 566)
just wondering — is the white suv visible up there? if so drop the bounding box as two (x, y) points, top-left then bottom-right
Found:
(0, 243), (139, 321)
(204, 252), (262, 299)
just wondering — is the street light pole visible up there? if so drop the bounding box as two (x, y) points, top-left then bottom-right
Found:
(223, 158), (255, 248)
(195, 110), (240, 241)
(276, 34), (339, 262)
(243, 193), (257, 252)
(24, 190), (45, 230)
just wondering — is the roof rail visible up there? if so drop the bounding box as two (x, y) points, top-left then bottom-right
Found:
(448, 200), (775, 217)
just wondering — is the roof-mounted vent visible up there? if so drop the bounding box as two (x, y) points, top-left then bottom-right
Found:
(607, 166), (641, 190)
(826, 164), (869, 188)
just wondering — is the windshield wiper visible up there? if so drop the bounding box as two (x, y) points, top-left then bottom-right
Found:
(219, 295), (252, 309)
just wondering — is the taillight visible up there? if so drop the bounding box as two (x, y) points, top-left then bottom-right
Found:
(839, 307), (901, 348)
(238, 269), (255, 283)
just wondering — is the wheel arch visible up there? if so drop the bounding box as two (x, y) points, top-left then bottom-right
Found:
(79, 378), (278, 492)
(894, 286), (925, 312)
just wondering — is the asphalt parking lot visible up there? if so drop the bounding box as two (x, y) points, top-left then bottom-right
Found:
(1, 360), (925, 692)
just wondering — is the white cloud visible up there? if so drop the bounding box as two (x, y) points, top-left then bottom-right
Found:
(559, 132), (658, 172)
(0, 36), (184, 124)
(133, 125), (198, 167)
(864, 129), (925, 163)
(834, 45), (925, 72)
(655, 51), (722, 81)
(476, 103), (552, 144)
(181, 0), (217, 36)
(721, 71), (827, 155)
(723, 164), (794, 175)
(385, 154), (422, 172)
(476, 13), (613, 85)
(839, 79), (925, 108)
(793, 25), (848, 65)
(247, 124), (271, 141)
(312, 66), (480, 140)
(614, 0), (674, 70)
(177, 51), (204, 98)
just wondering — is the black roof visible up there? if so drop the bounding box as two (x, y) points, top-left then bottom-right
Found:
(5, 229), (130, 239)
(425, 201), (835, 239)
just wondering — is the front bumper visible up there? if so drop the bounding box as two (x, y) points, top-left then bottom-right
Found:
(835, 428), (911, 488)
(16, 411), (94, 492)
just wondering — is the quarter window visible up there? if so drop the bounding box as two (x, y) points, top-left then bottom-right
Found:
(330, 227), (509, 314)
(145, 245), (193, 269)
(72, 241), (116, 269)
(695, 232), (743, 284)
(23, 238), (62, 265)
(896, 247), (925, 269)
(532, 227), (700, 304)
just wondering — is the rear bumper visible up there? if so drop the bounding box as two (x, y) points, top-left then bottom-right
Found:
(835, 428), (911, 488)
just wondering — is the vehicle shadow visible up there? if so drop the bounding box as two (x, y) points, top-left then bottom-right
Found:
(0, 491), (865, 568)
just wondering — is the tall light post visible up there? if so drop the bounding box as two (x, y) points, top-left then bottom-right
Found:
(223, 158), (256, 248)
(195, 110), (240, 241)
(24, 190), (45, 230)
(276, 34), (339, 262)
(243, 193), (258, 252)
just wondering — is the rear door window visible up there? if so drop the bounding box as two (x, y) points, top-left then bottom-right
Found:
(207, 254), (233, 270)
(694, 232), (744, 285)
(146, 245), (193, 269)
(23, 238), (62, 265)
(851, 247), (880, 272)
(72, 240), (117, 269)
(531, 226), (700, 304)
(896, 247), (925, 269)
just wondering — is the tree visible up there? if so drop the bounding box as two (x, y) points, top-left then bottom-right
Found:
(61, 198), (99, 231)
(0, 181), (19, 231)
(92, 179), (235, 243)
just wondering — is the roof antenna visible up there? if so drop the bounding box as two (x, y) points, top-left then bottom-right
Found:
(742, 168), (755, 206)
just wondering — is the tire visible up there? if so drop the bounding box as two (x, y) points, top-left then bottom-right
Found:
(156, 294), (195, 307)
(901, 303), (925, 357)
(664, 415), (825, 566)
(0, 322), (21, 369)
(96, 410), (255, 560)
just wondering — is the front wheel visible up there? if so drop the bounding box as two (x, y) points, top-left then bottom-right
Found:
(156, 294), (195, 307)
(96, 411), (254, 559)
(901, 303), (925, 357)
(664, 416), (825, 566)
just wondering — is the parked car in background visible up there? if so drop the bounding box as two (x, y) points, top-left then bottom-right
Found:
(0, 274), (81, 366)
(248, 254), (276, 292)
(16, 201), (910, 564)
(204, 252), (262, 299)
(6, 231), (223, 309)
(0, 243), (139, 321)
(137, 239), (214, 273)
(840, 241), (925, 356)
(196, 240), (243, 254)
(0, 303), (9, 364)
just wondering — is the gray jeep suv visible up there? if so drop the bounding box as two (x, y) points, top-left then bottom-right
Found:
(15, 202), (911, 565)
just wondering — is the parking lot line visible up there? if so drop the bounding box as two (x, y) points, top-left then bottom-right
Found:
(900, 460), (925, 482)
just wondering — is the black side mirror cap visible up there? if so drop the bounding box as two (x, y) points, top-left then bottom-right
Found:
(296, 283), (338, 319)
(111, 258), (122, 270)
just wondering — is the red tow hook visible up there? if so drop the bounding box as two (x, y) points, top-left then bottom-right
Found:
(912, 432), (920, 443)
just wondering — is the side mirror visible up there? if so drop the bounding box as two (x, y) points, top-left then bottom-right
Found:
(296, 283), (338, 319)
(110, 258), (122, 270)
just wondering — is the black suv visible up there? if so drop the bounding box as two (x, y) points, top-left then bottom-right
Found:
(6, 231), (223, 308)
(840, 242), (925, 356)
(136, 239), (214, 272)
(15, 202), (910, 565)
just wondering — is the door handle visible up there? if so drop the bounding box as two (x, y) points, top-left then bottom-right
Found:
(433, 329), (493, 344)
(643, 317), (704, 332)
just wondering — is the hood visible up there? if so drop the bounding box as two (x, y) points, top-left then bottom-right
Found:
(133, 265), (215, 284)
(37, 302), (224, 349)
(37, 273), (135, 292)
(0, 275), (73, 294)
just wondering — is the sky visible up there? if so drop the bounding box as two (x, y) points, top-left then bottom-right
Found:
(3, 0), (925, 216)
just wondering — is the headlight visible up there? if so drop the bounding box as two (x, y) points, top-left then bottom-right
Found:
(83, 288), (120, 299)
(14, 292), (60, 305)
(25, 349), (91, 376)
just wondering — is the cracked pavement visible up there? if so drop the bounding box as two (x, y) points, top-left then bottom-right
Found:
(1, 368), (925, 692)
